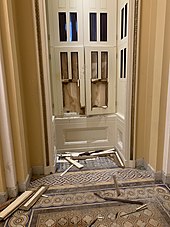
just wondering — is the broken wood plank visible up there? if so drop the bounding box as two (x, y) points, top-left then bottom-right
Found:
(0, 190), (34, 220)
(65, 157), (84, 169)
(20, 186), (48, 211)
(88, 216), (104, 227)
(94, 192), (143, 205)
(60, 164), (74, 176)
(109, 151), (125, 168)
(0, 198), (15, 212)
(119, 204), (148, 217)
(113, 175), (121, 197)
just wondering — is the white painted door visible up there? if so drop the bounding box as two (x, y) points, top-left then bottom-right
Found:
(47, 0), (117, 116)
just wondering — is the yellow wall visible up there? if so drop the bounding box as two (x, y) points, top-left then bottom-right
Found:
(12, 0), (44, 167)
(136, 0), (169, 171)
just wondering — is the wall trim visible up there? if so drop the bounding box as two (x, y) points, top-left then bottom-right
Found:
(18, 169), (32, 192)
(32, 0), (54, 174)
(0, 192), (8, 204)
(32, 166), (44, 175)
(136, 159), (170, 184)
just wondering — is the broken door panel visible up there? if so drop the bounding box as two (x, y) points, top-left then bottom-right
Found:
(53, 47), (85, 116)
(63, 82), (83, 114)
(85, 46), (116, 115)
(91, 81), (108, 108)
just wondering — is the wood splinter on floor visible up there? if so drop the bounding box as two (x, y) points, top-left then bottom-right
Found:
(88, 215), (104, 227)
(65, 157), (84, 169)
(119, 204), (148, 217)
(113, 175), (121, 197)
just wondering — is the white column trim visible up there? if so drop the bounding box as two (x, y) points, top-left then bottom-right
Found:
(0, 31), (18, 197)
(163, 64), (170, 176)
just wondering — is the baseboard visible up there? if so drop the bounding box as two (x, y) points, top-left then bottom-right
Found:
(136, 159), (170, 183)
(162, 172), (170, 184)
(32, 166), (44, 175)
(0, 192), (8, 203)
(44, 165), (56, 175)
(7, 185), (18, 198)
(18, 169), (32, 192)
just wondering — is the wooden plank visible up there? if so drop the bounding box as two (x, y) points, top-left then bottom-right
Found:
(0, 198), (15, 212)
(65, 157), (84, 169)
(113, 175), (121, 197)
(20, 186), (48, 211)
(0, 191), (34, 220)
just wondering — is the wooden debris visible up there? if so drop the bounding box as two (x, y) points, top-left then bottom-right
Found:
(119, 204), (148, 217)
(0, 198), (15, 212)
(65, 157), (84, 169)
(41, 194), (49, 198)
(20, 186), (48, 211)
(94, 192), (143, 205)
(60, 164), (74, 176)
(0, 190), (34, 220)
(113, 175), (121, 197)
(88, 216), (104, 227)
(109, 151), (125, 168)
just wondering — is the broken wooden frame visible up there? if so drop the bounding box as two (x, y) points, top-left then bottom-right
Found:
(20, 186), (48, 211)
(0, 186), (48, 220)
(58, 149), (125, 174)
(0, 190), (34, 220)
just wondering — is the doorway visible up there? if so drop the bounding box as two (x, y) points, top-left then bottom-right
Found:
(33, 0), (141, 173)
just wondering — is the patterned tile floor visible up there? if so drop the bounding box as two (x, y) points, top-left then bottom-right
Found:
(30, 166), (155, 191)
(4, 184), (170, 226)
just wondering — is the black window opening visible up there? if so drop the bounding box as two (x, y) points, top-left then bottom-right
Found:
(90, 13), (97, 41)
(121, 3), (128, 40)
(70, 13), (78, 41)
(100, 13), (107, 41)
(59, 12), (67, 42)
(120, 48), (127, 79)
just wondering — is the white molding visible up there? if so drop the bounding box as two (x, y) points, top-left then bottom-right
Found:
(125, 0), (141, 162)
(163, 65), (170, 176)
(0, 21), (17, 195)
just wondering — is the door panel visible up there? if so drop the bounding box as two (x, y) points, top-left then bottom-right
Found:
(85, 46), (116, 115)
(51, 46), (85, 116)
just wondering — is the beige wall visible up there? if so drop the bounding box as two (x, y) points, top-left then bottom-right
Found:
(12, 0), (44, 167)
(136, 0), (169, 172)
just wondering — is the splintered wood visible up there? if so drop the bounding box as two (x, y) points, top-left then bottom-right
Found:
(63, 82), (82, 114)
(91, 81), (108, 108)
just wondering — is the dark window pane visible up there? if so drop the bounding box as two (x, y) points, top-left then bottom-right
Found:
(100, 13), (107, 41)
(124, 48), (127, 78)
(70, 13), (78, 41)
(91, 52), (98, 79)
(121, 8), (124, 39)
(60, 52), (68, 79)
(71, 52), (79, 80)
(59, 12), (67, 41)
(90, 13), (97, 41)
(125, 4), (128, 37)
(120, 49), (123, 78)
(101, 52), (108, 79)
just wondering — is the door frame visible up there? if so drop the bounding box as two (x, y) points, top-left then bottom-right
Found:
(32, 0), (141, 173)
